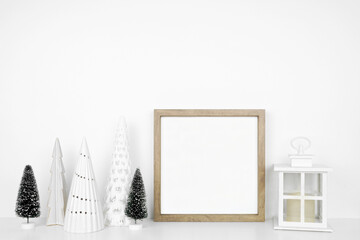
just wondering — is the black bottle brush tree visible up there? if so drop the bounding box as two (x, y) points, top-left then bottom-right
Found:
(125, 168), (148, 229)
(15, 165), (40, 229)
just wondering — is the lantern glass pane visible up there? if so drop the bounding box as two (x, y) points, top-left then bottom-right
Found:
(305, 200), (322, 223)
(305, 173), (322, 196)
(284, 199), (301, 222)
(283, 173), (301, 196)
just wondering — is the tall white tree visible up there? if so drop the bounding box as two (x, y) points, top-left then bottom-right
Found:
(104, 117), (132, 226)
(46, 138), (66, 226)
(64, 138), (104, 233)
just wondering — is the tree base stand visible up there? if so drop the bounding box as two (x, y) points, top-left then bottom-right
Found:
(129, 224), (142, 230)
(21, 222), (35, 230)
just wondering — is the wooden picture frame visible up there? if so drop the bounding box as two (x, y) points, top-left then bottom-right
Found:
(154, 109), (265, 222)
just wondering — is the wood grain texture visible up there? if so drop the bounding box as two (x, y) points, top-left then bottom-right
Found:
(154, 109), (265, 222)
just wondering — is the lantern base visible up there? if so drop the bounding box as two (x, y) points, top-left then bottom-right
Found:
(21, 222), (35, 230)
(273, 217), (333, 232)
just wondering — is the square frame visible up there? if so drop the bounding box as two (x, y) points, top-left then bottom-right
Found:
(154, 109), (265, 222)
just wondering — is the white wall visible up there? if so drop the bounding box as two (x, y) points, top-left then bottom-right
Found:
(0, 0), (359, 219)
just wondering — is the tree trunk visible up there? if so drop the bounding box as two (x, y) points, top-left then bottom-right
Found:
(135, 219), (137, 224)
(27, 217), (29, 224)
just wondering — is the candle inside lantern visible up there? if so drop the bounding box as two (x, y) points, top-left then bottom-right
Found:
(286, 192), (315, 222)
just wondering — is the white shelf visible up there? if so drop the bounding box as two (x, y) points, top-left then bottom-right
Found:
(1, 217), (359, 239)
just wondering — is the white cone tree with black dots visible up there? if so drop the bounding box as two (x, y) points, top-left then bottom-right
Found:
(64, 138), (104, 233)
(46, 138), (66, 226)
(16, 165), (40, 224)
(125, 169), (148, 224)
(104, 117), (132, 226)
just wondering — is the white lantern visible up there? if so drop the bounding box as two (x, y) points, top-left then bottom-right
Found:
(273, 137), (333, 232)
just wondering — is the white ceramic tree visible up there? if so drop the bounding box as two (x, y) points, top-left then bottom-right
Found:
(64, 138), (104, 233)
(104, 117), (132, 226)
(46, 138), (66, 226)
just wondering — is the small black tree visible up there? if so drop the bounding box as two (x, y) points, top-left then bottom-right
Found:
(15, 165), (40, 223)
(125, 169), (148, 224)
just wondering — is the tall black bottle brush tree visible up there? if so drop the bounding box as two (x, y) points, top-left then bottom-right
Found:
(15, 165), (40, 226)
(125, 168), (148, 227)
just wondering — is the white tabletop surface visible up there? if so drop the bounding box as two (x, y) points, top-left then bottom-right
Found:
(0, 218), (358, 240)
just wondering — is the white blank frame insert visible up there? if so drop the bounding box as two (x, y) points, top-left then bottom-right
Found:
(154, 109), (265, 222)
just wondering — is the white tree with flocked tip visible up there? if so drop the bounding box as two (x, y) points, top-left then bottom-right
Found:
(64, 138), (104, 233)
(46, 138), (66, 226)
(104, 117), (132, 226)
